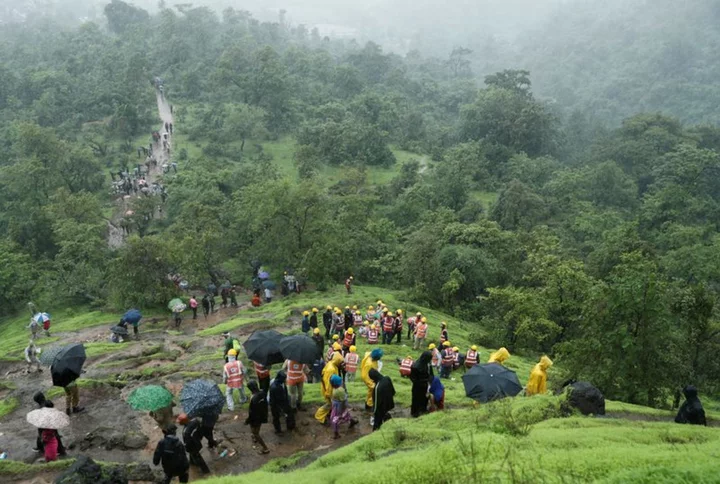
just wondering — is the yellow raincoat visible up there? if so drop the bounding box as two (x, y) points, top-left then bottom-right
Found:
(525, 356), (553, 396)
(488, 347), (510, 365)
(360, 352), (379, 407)
(315, 352), (343, 423)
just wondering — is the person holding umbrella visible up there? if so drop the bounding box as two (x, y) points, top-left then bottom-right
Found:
(152, 424), (189, 484)
(128, 385), (175, 430)
(31, 392), (67, 458)
(179, 379), (225, 449)
(121, 309), (142, 338)
(177, 413), (210, 475)
(26, 405), (69, 462)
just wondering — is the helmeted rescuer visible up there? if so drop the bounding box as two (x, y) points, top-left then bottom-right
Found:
(413, 317), (428, 350)
(440, 341), (454, 378)
(284, 359), (308, 410)
(525, 355), (553, 396)
(315, 352), (344, 424)
(223, 349), (247, 410)
(488, 347), (510, 365)
(344, 345), (359, 382)
(399, 355), (413, 377)
(465, 345), (479, 368)
(342, 327), (356, 350)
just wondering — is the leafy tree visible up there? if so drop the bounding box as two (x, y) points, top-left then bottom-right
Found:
(104, 0), (150, 35)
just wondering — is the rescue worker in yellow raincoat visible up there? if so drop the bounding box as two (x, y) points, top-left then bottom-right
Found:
(525, 356), (553, 396)
(488, 347), (510, 365)
(315, 352), (344, 424)
(361, 348), (384, 410)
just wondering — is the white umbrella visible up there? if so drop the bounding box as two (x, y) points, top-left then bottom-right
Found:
(26, 408), (70, 429)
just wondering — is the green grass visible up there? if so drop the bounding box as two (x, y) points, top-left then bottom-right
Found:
(198, 396), (720, 484)
(0, 397), (19, 419)
(471, 190), (499, 209)
(0, 459), (73, 476)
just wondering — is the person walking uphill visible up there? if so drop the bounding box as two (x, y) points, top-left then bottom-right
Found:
(223, 349), (247, 410)
(63, 381), (84, 416)
(410, 351), (433, 418)
(525, 356), (553, 396)
(284, 359), (308, 410)
(675, 386), (707, 426)
(152, 424), (190, 484)
(369, 369), (395, 431)
(189, 296), (198, 320)
(177, 413), (210, 475)
(246, 381), (270, 454)
(361, 349), (384, 411)
(330, 375), (358, 439)
(269, 370), (295, 433)
(315, 352), (344, 424)
(323, 306), (333, 340)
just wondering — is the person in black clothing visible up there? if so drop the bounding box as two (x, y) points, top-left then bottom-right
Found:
(409, 351), (433, 418)
(152, 424), (189, 484)
(323, 308), (333, 340)
(343, 307), (353, 331)
(200, 412), (220, 449)
(309, 310), (318, 330)
(201, 295), (210, 319)
(220, 288), (228, 308)
(32, 392), (66, 456)
(269, 370), (295, 434)
(177, 413), (210, 475)
(675, 385), (707, 426)
(245, 381), (270, 454)
(369, 369), (395, 431)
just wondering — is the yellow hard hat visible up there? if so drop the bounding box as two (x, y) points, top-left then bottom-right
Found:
(303, 311), (310, 316)
(441, 321), (447, 327)
(335, 309), (342, 314)
(332, 334), (339, 340)
(428, 344), (436, 350)
(312, 307), (319, 313)
(443, 341), (451, 347)
(345, 306), (350, 309)
(326, 305), (332, 310)
(284, 271), (288, 275)
(227, 349), (238, 356)
(352, 305), (357, 310)
(371, 324), (377, 329)
(416, 312), (422, 316)
(333, 342), (342, 351)
(349, 276), (353, 280)
(471, 345), (477, 351)
(396, 309), (403, 314)
(453, 347), (459, 352)
(368, 305), (374, 310)
(382, 308), (389, 313)
(355, 310), (361, 315)
(347, 328), (354, 335)
(334, 307), (339, 311)
(421, 317), (427, 323)
(349, 345), (357, 352)
(313, 328), (320, 334)
(406, 355), (412, 360)
(377, 300), (383, 305)
(364, 321), (370, 326)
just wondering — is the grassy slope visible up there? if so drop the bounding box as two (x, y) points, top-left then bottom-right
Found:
(198, 396), (720, 484)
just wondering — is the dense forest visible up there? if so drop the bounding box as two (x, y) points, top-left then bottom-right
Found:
(1, 0), (720, 410)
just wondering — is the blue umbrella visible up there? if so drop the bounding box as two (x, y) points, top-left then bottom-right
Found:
(262, 280), (276, 290)
(180, 379), (224, 418)
(32, 313), (51, 324)
(122, 309), (142, 325)
(258, 271), (270, 280)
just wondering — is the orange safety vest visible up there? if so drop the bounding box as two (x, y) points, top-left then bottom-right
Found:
(286, 360), (305, 385)
(224, 360), (244, 388)
(382, 316), (394, 332)
(431, 349), (440, 366)
(368, 329), (379, 344)
(399, 358), (413, 376)
(344, 353), (359, 373)
(415, 324), (428, 338)
(365, 312), (375, 322)
(254, 362), (270, 379)
(453, 352), (461, 367)
(326, 346), (335, 361)
(394, 317), (403, 331)
(343, 332), (354, 348)
(440, 330), (448, 343)
(353, 314), (363, 326)
(442, 349), (454, 367)
(465, 350), (478, 367)
(407, 317), (417, 327)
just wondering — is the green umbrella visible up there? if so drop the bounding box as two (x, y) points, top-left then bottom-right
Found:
(127, 385), (174, 411)
(168, 298), (186, 312)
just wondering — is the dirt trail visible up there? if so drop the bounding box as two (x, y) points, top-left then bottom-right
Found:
(0, 302), (373, 483)
(107, 90), (175, 249)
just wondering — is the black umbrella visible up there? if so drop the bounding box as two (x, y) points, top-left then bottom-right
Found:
(180, 379), (224, 418)
(243, 330), (285, 366)
(279, 334), (321, 365)
(462, 363), (522, 403)
(110, 325), (129, 335)
(50, 344), (86, 388)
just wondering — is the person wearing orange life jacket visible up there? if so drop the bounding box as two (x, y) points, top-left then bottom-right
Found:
(223, 349), (247, 411)
(342, 328), (356, 351)
(429, 344), (442, 374)
(367, 324), (379, 344)
(353, 310), (363, 327)
(413, 317), (428, 350)
(439, 322), (449, 346)
(399, 356), (413, 377)
(254, 361), (271, 393)
(365, 306), (375, 323)
(452, 346), (464, 370)
(282, 359), (309, 411)
(465, 345), (479, 369)
(327, 335), (340, 361)
(392, 310), (404, 344)
(344, 346), (359, 382)
(382, 309), (394, 345)
(440, 342), (454, 379)
(331, 308), (344, 336)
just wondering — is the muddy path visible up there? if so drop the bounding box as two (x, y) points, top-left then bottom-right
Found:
(0, 302), (373, 483)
